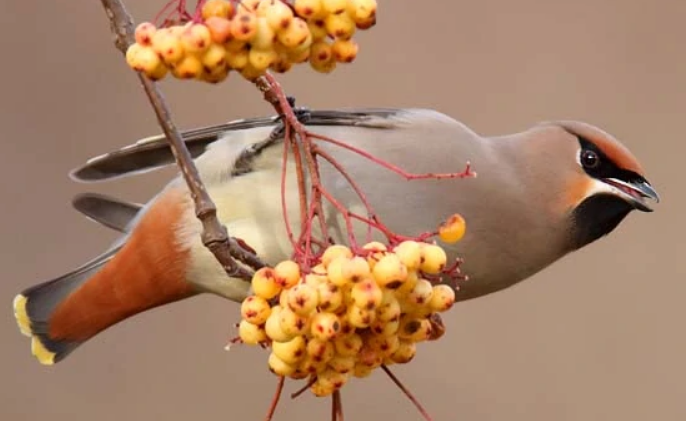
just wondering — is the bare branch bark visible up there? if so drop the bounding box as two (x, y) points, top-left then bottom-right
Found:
(99, 0), (264, 281)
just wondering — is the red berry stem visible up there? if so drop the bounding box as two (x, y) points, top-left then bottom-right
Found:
(381, 365), (434, 421)
(264, 375), (285, 421)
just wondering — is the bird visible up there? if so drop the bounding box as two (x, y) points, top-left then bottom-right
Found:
(12, 107), (659, 366)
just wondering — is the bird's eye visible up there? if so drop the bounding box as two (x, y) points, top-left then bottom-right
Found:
(580, 149), (600, 169)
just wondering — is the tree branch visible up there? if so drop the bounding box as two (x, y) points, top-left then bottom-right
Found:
(99, 0), (264, 281)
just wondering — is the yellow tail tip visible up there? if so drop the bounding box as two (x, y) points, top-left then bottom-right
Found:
(13, 294), (32, 337)
(31, 337), (56, 365)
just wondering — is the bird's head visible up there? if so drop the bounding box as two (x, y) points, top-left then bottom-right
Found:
(536, 120), (660, 250)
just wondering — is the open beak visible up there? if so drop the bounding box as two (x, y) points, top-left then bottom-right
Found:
(603, 178), (660, 212)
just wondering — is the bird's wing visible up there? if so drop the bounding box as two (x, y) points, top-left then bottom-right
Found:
(72, 193), (144, 234)
(69, 108), (403, 183)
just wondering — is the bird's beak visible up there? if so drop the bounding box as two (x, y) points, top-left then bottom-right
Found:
(603, 178), (660, 212)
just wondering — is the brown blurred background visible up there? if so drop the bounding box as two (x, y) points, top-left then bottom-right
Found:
(1, 1), (683, 420)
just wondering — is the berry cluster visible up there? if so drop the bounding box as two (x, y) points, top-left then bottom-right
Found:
(238, 239), (459, 398)
(125, 0), (377, 83)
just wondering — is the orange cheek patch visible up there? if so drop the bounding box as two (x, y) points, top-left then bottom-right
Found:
(560, 176), (594, 214)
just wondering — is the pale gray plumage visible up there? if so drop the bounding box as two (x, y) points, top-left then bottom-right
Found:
(67, 108), (658, 302)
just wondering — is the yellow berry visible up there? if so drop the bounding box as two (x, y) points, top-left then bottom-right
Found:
(251, 17), (276, 49)
(406, 278), (434, 307)
(328, 354), (355, 374)
(248, 47), (278, 71)
(309, 39), (333, 64)
(350, 278), (383, 310)
(346, 304), (375, 328)
(333, 332), (363, 357)
(180, 23), (212, 54)
(278, 306), (310, 337)
(342, 256), (371, 282)
(268, 352), (296, 376)
(265, 305), (294, 342)
(438, 213), (467, 244)
(202, 0), (233, 19)
(134, 22), (157, 46)
(324, 11), (355, 39)
(204, 16), (233, 44)
(294, 0), (326, 20)
(172, 54), (203, 79)
(310, 312), (341, 341)
(428, 284), (456, 313)
(420, 244), (448, 274)
(331, 38), (358, 63)
(307, 19), (328, 41)
(269, 54), (293, 73)
(370, 317), (399, 337)
(362, 241), (387, 269)
(151, 29), (185, 64)
(321, 244), (353, 267)
(393, 241), (422, 271)
(390, 340), (416, 364)
(276, 17), (310, 48)
(316, 368), (349, 392)
(286, 46), (311, 63)
(225, 47), (249, 69)
(286, 283), (319, 315)
(396, 270), (419, 295)
(376, 290), (401, 322)
(201, 42), (227, 69)
(201, 66), (230, 83)
(145, 62), (169, 81)
(238, 319), (268, 345)
(239, 63), (265, 81)
(251, 267), (282, 300)
(231, 10), (258, 41)
(347, 0), (377, 23)
(372, 253), (408, 289)
(303, 271), (327, 289)
(298, 355), (327, 374)
(306, 337), (335, 363)
(325, 255), (349, 287)
(309, 51), (336, 73)
(273, 260), (301, 289)
(357, 343), (383, 368)
(272, 335), (306, 365)
(240, 295), (271, 325)
(316, 281), (344, 312)
(367, 333), (400, 357)
(262, 0), (294, 31)
(398, 316), (432, 342)
(322, 0), (347, 14)
(290, 368), (309, 380)
(353, 363), (373, 378)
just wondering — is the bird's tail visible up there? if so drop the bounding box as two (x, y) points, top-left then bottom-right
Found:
(13, 248), (120, 365)
(13, 187), (198, 365)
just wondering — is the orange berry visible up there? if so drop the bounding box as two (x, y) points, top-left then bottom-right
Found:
(276, 17), (310, 48)
(180, 23), (212, 54)
(230, 11), (258, 41)
(202, 0), (233, 19)
(134, 22), (157, 46)
(438, 213), (467, 244)
(332, 38), (358, 63)
(294, 0), (326, 20)
(205, 16), (233, 44)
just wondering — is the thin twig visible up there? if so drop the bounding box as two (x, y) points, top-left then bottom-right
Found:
(264, 376), (285, 421)
(381, 365), (433, 421)
(99, 0), (265, 281)
(332, 390), (344, 421)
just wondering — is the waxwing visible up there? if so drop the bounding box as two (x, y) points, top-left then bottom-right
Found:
(12, 108), (659, 365)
